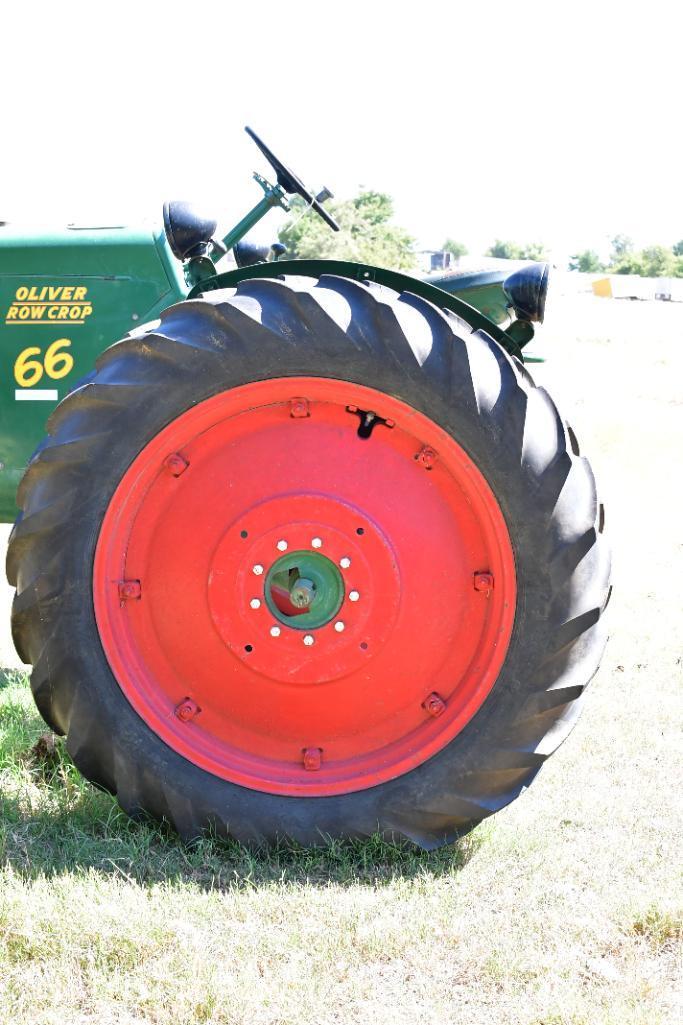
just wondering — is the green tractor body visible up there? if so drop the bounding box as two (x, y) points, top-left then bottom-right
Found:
(0, 208), (540, 520)
(0, 225), (186, 518)
(3, 129), (607, 849)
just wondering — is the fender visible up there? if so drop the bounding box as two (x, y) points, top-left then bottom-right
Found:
(188, 259), (529, 359)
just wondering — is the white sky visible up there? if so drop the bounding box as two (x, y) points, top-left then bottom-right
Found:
(1, 0), (680, 263)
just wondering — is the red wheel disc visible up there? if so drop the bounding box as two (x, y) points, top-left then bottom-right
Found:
(94, 378), (516, 796)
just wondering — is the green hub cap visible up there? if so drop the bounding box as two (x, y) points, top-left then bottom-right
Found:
(265, 550), (345, 630)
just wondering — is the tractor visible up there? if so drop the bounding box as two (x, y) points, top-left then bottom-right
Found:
(1, 128), (610, 848)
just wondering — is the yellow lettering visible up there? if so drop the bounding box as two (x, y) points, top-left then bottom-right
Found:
(27, 287), (41, 301)
(48, 286), (61, 301)
(57, 306), (69, 319)
(73, 287), (87, 301)
(61, 287), (73, 301)
(30, 305), (46, 319)
(48, 307), (58, 319)
(82, 305), (93, 318)
(15, 287), (29, 301)
(6, 306), (17, 320)
(18, 306), (30, 320)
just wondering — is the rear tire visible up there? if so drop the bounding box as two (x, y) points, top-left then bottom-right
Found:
(7, 275), (610, 848)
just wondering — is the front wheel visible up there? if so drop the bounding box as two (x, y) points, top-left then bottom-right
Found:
(8, 274), (610, 847)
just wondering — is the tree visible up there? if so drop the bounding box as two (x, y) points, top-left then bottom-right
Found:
(519, 241), (547, 261)
(568, 250), (605, 273)
(609, 234), (634, 264)
(639, 246), (674, 278)
(672, 240), (683, 257)
(486, 240), (547, 260)
(487, 240), (523, 260)
(441, 238), (468, 260)
(278, 190), (415, 271)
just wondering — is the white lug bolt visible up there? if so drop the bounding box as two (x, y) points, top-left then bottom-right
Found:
(276, 539), (288, 551)
(334, 621), (345, 632)
(340, 556), (351, 569)
(349, 590), (360, 602)
(253, 564), (264, 575)
(303, 634), (315, 646)
(270, 625), (281, 637)
(250, 598), (261, 609)
(311, 537), (323, 549)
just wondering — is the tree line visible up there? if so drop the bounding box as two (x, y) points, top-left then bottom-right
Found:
(568, 236), (683, 277)
(279, 191), (683, 278)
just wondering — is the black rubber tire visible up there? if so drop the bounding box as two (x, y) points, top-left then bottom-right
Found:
(7, 275), (611, 848)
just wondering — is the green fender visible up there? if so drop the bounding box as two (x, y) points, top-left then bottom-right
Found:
(188, 259), (528, 359)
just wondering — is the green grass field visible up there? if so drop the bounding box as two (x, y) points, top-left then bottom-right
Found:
(1, 293), (681, 1024)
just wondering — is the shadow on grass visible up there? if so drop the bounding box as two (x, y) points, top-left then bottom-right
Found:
(0, 671), (484, 891)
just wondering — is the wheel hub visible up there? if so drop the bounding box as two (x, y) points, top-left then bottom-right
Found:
(94, 377), (516, 796)
(207, 496), (400, 685)
(265, 551), (343, 627)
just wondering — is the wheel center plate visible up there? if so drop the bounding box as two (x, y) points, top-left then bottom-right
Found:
(208, 495), (400, 684)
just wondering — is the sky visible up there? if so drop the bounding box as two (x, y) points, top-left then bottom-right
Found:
(1, 0), (680, 264)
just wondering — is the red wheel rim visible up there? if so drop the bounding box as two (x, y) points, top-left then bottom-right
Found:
(94, 378), (516, 796)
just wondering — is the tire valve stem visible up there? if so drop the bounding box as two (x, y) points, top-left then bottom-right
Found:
(473, 571), (494, 596)
(303, 747), (323, 771)
(175, 698), (200, 722)
(118, 580), (141, 601)
(164, 452), (189, 477)
(422, 692), (446, 718)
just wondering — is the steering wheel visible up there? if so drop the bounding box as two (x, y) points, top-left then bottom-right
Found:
(245, 126), (340, 232)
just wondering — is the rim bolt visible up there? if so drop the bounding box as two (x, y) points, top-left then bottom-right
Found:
(349, 590), (360, 602)
(290, 397), (310, 418)
(311, 537), (323, 549)
(416, 445), (438, 469)
(276, 539), (288, 551)
(250, 598), (261, 609)
(334, 621), (345, 632)
(423, 692), (447, 718)
(175, 698), (199, 722)
(303, 747), (322, 771)
(474, 571), (494, 593)
(340, 556), (351, 569)
(270, 625), (281, 637)
(118, 580), (141, 601)
(252, 564), (264, 575)
(303, 634), (315, 646)
(164, 452), (189, 477)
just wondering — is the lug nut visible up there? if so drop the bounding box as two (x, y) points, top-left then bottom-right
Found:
(253, 564), (264, 575)
(250, 598), (261, 609)
(349, 590), (360, 602)
(276, 539), (288, 551)
(270, 625), (281, 637)
(303, 634), (315, 646)
(334, 621), (345, 632)
(340, 556), (351, 569)
(311, 537), (323, 549)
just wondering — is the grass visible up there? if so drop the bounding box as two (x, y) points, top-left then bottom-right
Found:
(1, 294), (682, 1024)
